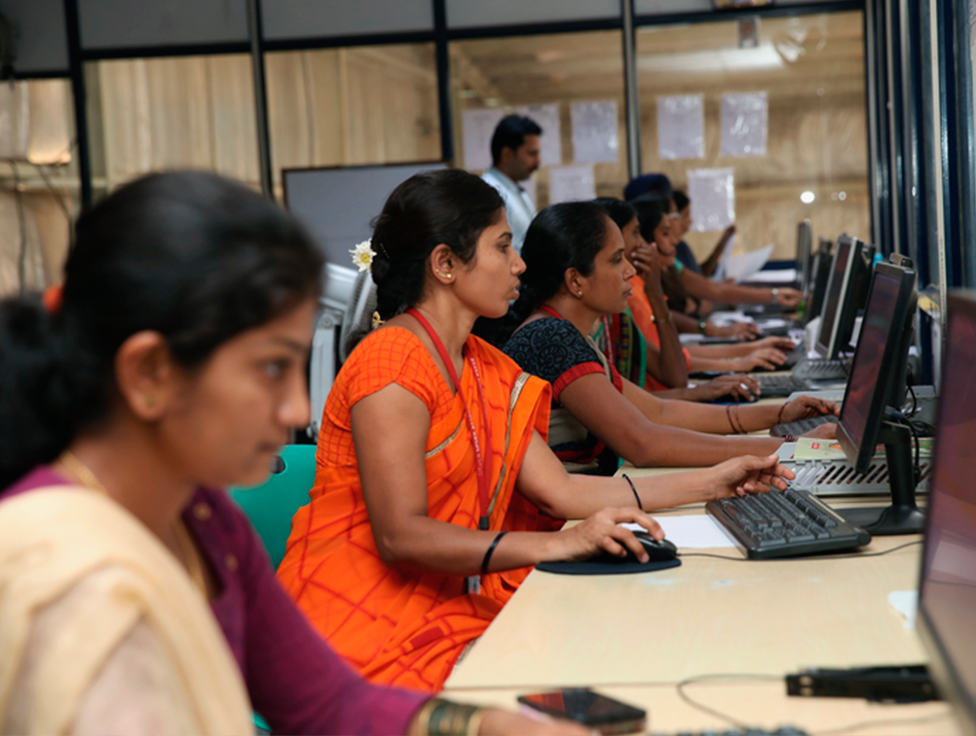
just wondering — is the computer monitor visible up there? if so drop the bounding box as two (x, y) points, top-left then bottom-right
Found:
(804, 238), (833, 322)
(796, 219), (812, 294)
(916, 292), (976, 736)
(814, 235), (876, 359)
(835, 256), (921, 535)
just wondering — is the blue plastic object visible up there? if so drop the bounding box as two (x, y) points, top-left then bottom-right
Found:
(229, 444), (316, 570)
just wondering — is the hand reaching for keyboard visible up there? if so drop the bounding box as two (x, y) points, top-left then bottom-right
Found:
(778, 396), (840, 424)
(707, 453), (796, 499)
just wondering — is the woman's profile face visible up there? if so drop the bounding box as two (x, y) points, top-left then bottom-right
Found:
(454, 210), (525, 319)
(155, 298), (317, 488)
(652, 217), (676, 261)
(581, 222), (635, 315)
(620, 215), (643, 263)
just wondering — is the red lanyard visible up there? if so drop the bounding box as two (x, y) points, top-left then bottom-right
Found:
(539, 305), (562, 320)
(407, 308), (493, 530)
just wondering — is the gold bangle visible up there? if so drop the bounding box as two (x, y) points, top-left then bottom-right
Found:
(651, 312), (671, 324)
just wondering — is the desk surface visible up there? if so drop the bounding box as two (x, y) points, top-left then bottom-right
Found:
(444, 683), (955, 736)
(444, 466), (957, 733)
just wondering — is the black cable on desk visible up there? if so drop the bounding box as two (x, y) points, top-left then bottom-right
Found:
(672, 672), (952, 736)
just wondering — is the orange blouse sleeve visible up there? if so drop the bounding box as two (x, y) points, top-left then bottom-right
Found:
(327, 328), (445, 429)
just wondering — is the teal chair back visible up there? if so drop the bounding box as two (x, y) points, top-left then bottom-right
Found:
(229, 444), (317, 571)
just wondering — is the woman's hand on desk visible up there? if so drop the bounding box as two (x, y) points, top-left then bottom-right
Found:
(706, 454), (795, 498)
(708, 320), (761, 340)
(802, 422), (838, 440)
(548, 507), (663, 563)
(727, 347), (788, 372)
(778, 396), (840, 425)
(752, 335), (796, 352)
(689, 373), (761, 402)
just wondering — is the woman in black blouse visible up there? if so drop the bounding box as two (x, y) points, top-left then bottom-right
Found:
(500, 202), (837, 475)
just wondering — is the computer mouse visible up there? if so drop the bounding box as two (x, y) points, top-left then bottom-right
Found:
(595, 531), (678, 564)
(633, 531), (678, 561)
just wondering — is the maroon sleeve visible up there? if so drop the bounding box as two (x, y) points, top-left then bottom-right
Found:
(218, 494), (429, 735)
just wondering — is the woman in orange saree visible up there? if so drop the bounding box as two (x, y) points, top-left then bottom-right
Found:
(277, 170), (799, 693)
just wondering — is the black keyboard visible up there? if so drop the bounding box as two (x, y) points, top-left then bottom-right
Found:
(654, 727), (808, 736)
(770, 414), (838, 437)
(706, 488), (871, 559)
(791, 358), (850, 381)
(754, 374), (811, 398)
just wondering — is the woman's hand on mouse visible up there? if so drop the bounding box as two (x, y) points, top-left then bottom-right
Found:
(550, 507), (663, 563)
(704, 454), (795, 500)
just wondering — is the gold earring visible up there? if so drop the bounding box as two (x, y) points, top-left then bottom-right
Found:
(577, 291), (584, 298)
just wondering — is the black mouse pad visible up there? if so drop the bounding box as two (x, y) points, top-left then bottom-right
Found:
(535, 557), (681, 576)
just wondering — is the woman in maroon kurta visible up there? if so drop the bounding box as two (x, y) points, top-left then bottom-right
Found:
(0, 171), (584, 736)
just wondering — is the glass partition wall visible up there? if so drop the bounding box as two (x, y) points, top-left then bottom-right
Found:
(450, 31), (626, 208)
(637, 11), (870, 263)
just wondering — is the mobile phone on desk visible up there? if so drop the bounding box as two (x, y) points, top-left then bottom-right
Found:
(517, 688), (646, 734)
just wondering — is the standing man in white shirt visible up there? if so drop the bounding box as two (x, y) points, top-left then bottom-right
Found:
(481, 115), (542, 254)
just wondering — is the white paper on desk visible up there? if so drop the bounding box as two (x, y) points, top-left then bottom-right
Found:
(461, 107), (505, 171)
(747, 268), (797, 284)
(623, 517), (736, 550)
(888, 590), (918, 630)
(725, 244), (775, 282)
(549, 165), (595, 204)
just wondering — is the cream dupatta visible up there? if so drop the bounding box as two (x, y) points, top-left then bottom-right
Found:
(0, 487), (252, 735)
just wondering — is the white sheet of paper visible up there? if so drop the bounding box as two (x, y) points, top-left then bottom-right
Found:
(725, 244), (775, 282)
(687, 168), (735, 232)
(658, 94), (704, 160)
(721, 92), (768, 157)
(746, 268), (798, 283)
(548, 165), (596, 204)
(623, 517), (736, 550)
(516, 103), (562, 166)
(461, 107), (505, 171)
(571, 100), (619, 164)
(888, 590), (918, 630)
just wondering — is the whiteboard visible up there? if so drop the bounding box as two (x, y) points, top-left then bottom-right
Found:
(283, 162), (448, 268)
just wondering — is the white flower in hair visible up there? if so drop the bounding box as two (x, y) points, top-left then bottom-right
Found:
(349, 240), (377, 273)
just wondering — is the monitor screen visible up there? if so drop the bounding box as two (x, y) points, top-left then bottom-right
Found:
(917, 294), (976, 736)
(836, 263), (914, 471)
(815, 236), (854, 355)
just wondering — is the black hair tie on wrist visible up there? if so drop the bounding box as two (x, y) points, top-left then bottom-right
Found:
(481, 531), (508, 576)
(622, 473), (643, 511)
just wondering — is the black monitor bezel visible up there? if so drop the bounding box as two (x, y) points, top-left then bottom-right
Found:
(815, 236), (875, 359)
(805, 239), (833, 321)
(915, 292), (976, 736)
(796, 219), (812, 295)
(836, 260), (917, 474)
(814, 236), (856, 357)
